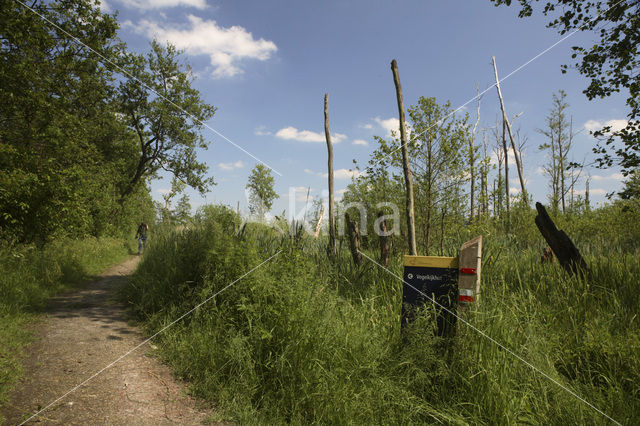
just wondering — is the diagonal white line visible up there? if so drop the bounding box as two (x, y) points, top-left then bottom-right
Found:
(13, 0), (282, 176)
(19, 250), (282, 425)
(379, 0), (627, 167)
(358, 249), (621, 426)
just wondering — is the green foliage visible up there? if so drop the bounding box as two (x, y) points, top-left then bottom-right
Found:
(490, 0), (640, 174)
(123, 203), (640, 424)
(246, 163), (278, 220)
(117, 40), (216, 198)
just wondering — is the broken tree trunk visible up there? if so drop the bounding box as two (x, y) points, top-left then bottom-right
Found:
(325, 93), (336, 257)
(345, 212), (363, 267)
(534, 202), (588, 276)
(391, 59), (417, 256)
(493, 56), (527, 201)
(377, 211), (390, 267)
(314, 204), (325, 239)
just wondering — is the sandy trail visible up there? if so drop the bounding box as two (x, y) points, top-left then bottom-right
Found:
(1, 256), (214, 425)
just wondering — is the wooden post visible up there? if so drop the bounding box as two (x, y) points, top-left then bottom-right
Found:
(492, 56), (527, 201)
(534, 202), (588, 275)
(377, 211), (390, 267)
(324, 93), (336, 257)
(345, 212), (363, 267)
(391, 59), (417, 256)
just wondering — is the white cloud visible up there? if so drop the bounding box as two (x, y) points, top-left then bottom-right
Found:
(591, 173), (624, 181)
(321, 168), (365, 180)
(584, 119), (628, 133)
(589, 188), (607, 196)
(156, 188), (171, 194)
(535, 166), (545, 175)
(275, 126), (346, 143)
(218, 160), (244, 170)
(133, 15), (277, 78)
(123, 0), (207, 10)
(360, 123), (373, 130)
(353, 139), (368, 146)
(489, 148), (517, 166)
(254, 126), (272, 136)
(509, 187), (520, 194)
(304, 168), (315, 175)
(375, 117), (399, 137)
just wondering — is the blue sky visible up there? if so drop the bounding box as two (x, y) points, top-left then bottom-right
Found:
(101, 0), (629, 216)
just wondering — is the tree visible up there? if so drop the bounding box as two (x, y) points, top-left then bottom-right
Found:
(117, 40), (216, 202)
(619, 168), (640, 199)
(246, 164), (278, 220)
(537, 90), (580, 212)
(0, 0), (136, 243)
(490, 0), (640, 175)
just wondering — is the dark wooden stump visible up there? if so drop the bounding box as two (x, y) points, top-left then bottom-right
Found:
(377, 211), (390, 267)
(534, 202), (588, 276)
(345, 212), (363, 267)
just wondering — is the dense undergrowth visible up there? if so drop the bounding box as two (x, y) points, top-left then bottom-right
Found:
(0, 237), (132, 418)
(123, 203), (640, 424)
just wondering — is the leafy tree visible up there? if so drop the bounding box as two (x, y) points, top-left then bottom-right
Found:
(246, 164), (278, 220)
(490, 0), (640, 175)
(344, 97), (470, 255)
(619, 168), (640, 199)
(537, 90), (580, 212)
(117, 41), (216, 201)
(0, 0), (133, 243)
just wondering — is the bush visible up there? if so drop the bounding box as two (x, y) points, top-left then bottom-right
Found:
(123, 205), (640, 424)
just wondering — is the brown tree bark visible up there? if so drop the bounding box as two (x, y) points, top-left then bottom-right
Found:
(391, 59), (417, 256)
(493, 56), (527, 201)
(345, 212), (363, 267)
(377, 211), (390, 267)
(535, 202), (588, 276)
(324, 93), (336, 257)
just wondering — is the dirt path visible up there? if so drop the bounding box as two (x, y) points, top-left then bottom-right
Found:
(1, 257), (215, 425)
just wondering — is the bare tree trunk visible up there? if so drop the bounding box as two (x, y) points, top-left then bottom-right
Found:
(345, 212), (362, 267)
(377, 211), (390, 267)
(585, 178), (590, 211)
(493, 56), (527, 201)
(391, 59), (417, 256)
(469, 85), (481, 222)
(324, 93), (336, 257)
(535, 202), (588, 276)
(314, 204), (324, 239)
(502, 119), (510, 230)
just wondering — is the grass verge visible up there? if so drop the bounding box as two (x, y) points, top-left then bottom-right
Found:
(0, 237), (132, 420)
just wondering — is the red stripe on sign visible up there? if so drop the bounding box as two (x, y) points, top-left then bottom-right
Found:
(459, 295), (475, 303)
(460, 268), (476, 275)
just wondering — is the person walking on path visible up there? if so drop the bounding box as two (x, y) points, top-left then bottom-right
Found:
(135, 221), (148, 254)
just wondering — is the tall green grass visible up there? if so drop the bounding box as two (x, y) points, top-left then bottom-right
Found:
(123, 205), (640, 424)
(0, 237), (131, 419)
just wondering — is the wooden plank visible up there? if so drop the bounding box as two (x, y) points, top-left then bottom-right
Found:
(404, 255), (458, 269)
(459, 235), (483, 303)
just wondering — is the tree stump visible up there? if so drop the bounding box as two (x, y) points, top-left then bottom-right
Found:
(345, 212), (363, 267)
(534, 202), (588, 275)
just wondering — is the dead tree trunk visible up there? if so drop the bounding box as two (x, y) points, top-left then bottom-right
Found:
(345, 212), (363, 267)
(314, 204), (325, 239)
(391, 59), (417, 256)
(469, 85), (481, 222)
(502, 120), (510, 231)
(493, 56), (527, 201)
(377, 211), (390, 267)
(324, 93), (336, 257)
(534, 202), (588, 276)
